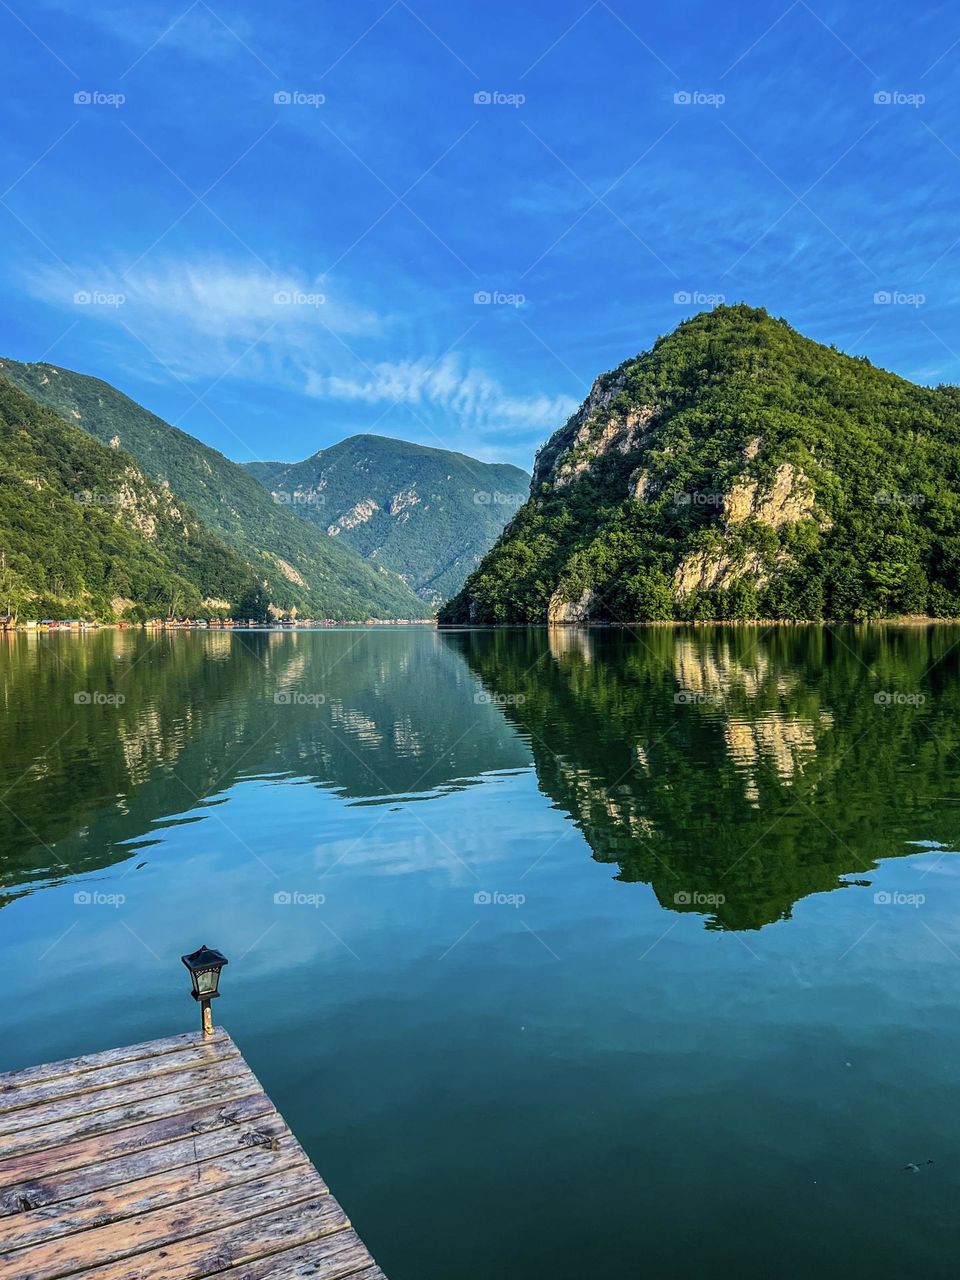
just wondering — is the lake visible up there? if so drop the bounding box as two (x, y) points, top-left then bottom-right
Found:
(3, 623), (960, 1278)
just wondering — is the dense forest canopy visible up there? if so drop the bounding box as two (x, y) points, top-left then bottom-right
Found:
(441, 305), (960, 624)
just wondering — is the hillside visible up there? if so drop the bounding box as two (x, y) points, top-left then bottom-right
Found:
(0, 359), (431, 620)
(441, 305), (960, 624)
(243, 436), (530, 605)
(0, 375), (255, 619)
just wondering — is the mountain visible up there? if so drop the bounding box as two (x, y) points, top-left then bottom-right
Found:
(441, 305), (960, 624)
(0, 359), (431, 621)
(0, 374), (256, 619)
(242, 436), (530, 606)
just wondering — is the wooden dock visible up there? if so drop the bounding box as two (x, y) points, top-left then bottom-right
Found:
(0, 1029), (386, 1280)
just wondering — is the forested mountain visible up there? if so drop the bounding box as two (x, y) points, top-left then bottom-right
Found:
(244, 436), (529, 605)
(0, 375), (254, 618)
(0, 359), (430, 620)
(441, 305), (960, 624)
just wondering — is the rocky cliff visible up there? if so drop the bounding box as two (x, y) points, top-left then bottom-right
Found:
(441, 305), (960, 624)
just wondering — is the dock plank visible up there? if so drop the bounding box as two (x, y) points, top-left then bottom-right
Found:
(0, 1055), (252, 1137)
(0, 1032), (385, 1280)
(40, 1194), (348, 1280)
(0, 1065), (262, 1160)
(0, 1033), (227, 1093)
(0, 1109), (287, 1217)
(0, 1134), (310, 1254)
(0, 1040), (239, 1117)
(0, 1093), (274, 1191)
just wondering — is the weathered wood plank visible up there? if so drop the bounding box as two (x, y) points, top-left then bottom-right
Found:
(0, 1055), (251, 1138)
(0, 1133), (312, 1254)
(0, 1163), (329, 1279)
(0, 1108), (286, 1217)
(0, 1073), (265, 1166)
(0, 1031), (385, 1279)
(0, 1039), (239, 1117)
(27, 1193), (349, 1280)
(0, 1092), (275, 1191)
(223, 1228), (383, 1280)
(0, 1032), (226, 1092)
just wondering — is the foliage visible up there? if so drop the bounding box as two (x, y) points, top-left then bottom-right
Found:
(244, 435), (529, 605)
(0, 360), (431, 620)
(440, 305), (960, 623)
(0, 375), (255, 619)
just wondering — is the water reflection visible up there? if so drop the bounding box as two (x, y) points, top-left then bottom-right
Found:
(445, 625), (960, 929)
(3, 625), (960, 930)
(0, 629), (527, 900)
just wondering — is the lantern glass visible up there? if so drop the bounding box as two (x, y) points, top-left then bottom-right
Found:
(196, 968), (219, 996)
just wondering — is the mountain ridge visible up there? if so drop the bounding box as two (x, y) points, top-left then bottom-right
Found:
(0, 374), (258, 619)
(243, 435), (530, 605)
(0, 358), (431, 620)
(441, 304), (960, 624)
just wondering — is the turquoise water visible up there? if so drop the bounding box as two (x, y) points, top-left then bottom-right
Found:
(3, 624), (960, 1276)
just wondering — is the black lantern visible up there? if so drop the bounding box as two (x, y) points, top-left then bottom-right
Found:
(181, 946), (228, 1035)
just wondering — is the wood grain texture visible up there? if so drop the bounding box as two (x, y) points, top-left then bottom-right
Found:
(0, 1055), (251, 1138)
(0, 1093), (274, 1192)
(0, 1033), (226, 1093)
(0, 1040), (238, 1118)
(0, 1066), (262, 1160)
(0, 1032), (385, 1280)
(0, 1108), (286, 1217)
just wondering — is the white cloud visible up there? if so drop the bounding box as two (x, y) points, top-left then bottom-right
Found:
(22, 255), (579, 446)
(306, 353), (577, 431)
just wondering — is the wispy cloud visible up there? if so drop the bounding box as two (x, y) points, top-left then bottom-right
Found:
(307, 353), (576, 430)
(21, 255), (577, 446)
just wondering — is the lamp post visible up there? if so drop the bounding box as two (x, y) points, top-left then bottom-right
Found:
(181, 945), (228, 1037)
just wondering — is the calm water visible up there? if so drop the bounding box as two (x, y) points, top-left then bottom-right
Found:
(3, 624), (960, 1277)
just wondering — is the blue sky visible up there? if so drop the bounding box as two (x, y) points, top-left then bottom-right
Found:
(2, 0), (959, 469)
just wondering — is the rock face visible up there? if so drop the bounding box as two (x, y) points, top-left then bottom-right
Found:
(673, 549), (771, 596)
(723, 463), (813, 529)
(547, 588), (594, 624)
(327, 499), (379, 536)
(535, 376), (657, 490)
(441, 303), (954, 626)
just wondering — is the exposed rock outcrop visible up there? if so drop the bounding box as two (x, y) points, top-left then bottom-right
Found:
(723, 463), (814, 529)
(547, 588), (594, 623)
